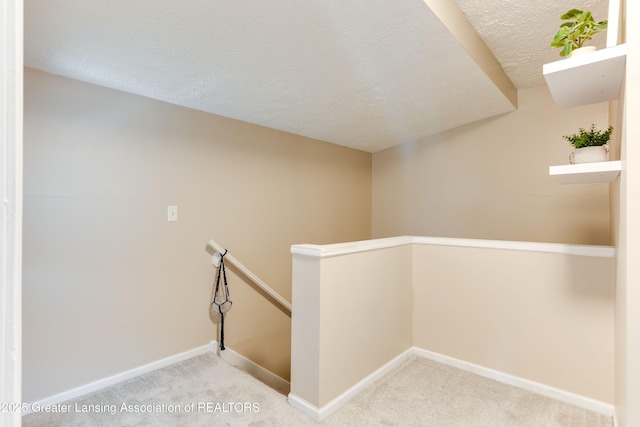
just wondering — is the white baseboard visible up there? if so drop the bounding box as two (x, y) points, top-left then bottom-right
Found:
(22, 342), (615, 421)
(211, 340), (290, 395)
(413, 347), (615, 418)
(287, 394), (321, 421)
(24, 341), (290, 417)
(288, 347), (415, 422)
(288, 347), (614, 422)
(23, 343), (212, 415)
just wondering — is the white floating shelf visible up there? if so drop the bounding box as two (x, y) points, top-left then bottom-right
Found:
(549, 160), (621, 184)
(543, 44), (627, 109)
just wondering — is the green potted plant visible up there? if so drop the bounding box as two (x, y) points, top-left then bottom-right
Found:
(563, 124), (613, 164)
(550, 9), (608, 57)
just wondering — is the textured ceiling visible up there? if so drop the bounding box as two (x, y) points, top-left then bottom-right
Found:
(453, 0), (609, 89)
(24, 0), (609, 152)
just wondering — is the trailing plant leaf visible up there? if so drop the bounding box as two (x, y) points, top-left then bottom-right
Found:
(550, 9), (607, 57)
(561, 9), (583, 20)
(563, 124), (613, 149)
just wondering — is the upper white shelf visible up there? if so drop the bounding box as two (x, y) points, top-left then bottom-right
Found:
(549, 160), (622, 184)
(543, 44), (627, 109)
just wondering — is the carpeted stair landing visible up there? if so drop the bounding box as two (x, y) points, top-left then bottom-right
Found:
(23, 353), (613, 426)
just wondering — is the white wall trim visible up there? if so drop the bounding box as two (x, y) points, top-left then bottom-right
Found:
(291, 236), (413, 258)
(413, 347), (615, 418)
(289, 347), (414, 422)
(411, 236), (615, 258)
(24, 341), (291, 417)
(0, 1), (23, 426)
(287, 394), (322, 422)
(211, 340), (290, 395)
(20, 341), (615, 420)
(23, 344), (213, 415)
(291, 235), (615, 259)
(288, 346), (614, 422)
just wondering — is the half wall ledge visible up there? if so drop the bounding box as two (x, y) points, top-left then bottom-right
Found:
(291, 235), (615, 258)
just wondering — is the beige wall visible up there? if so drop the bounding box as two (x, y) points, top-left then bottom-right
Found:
(413, 244), (614, 404)
(290, 242), (413, 410)
(291, 237), (614, 415)
(22, 68), (372, 402)
(318, 246), (413, 406)
(290, 255), (322, 406)
(614, 1), (640, 425)
(372, 85), (610, 245)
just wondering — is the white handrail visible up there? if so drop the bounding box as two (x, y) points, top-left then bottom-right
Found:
(207, 239), (292, 315)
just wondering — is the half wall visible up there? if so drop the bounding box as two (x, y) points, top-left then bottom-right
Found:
(290, 236), (614, 420)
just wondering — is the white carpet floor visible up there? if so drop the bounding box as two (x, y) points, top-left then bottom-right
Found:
(23, 352), (613, 426)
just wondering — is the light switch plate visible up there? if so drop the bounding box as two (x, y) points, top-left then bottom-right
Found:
(167, 205), (178, 222)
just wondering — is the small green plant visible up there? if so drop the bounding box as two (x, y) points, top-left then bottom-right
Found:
(551, 9), (608, 57)
(563, 124), (613, 148)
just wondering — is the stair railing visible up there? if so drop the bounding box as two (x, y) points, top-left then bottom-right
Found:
(207, 239), (292, 316)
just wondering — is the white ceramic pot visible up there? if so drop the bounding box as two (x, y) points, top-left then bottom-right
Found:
(570, 46), (597, 57)
(569, 145), (608, 164)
